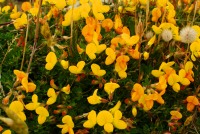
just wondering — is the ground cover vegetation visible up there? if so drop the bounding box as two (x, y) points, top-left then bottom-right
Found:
(0, 0), (200, 133)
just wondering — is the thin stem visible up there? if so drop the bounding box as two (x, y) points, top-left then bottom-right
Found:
(192, 1), (198, 25)
(27, 0), (43, 74)
(69, 4), (74, 57)
(20, 14), (30, 71)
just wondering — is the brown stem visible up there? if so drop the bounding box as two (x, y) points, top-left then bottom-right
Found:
(26, 0), (43, 74)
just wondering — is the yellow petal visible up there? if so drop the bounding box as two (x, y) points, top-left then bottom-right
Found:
(45, 52), (57, 70)
(97, 110), (113, 126)
(60, 60), (69, 69)
(104, 123), (113, 133)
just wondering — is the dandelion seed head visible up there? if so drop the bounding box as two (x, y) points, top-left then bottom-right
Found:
(145, 31), (154, 40)
(161, 29), (173, 42)
(180, 26), (197, 43)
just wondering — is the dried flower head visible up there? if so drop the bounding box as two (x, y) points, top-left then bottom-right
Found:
(145, 31), (154, 40)
(180, 26), (197, 43)
(161, 29), (173, 42)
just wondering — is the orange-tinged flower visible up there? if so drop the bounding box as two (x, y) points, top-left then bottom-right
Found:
(61, 84), (71, 94)
(131, 83), (144, 102)
(50, 79), (58, 90)
(179, 61), (194, 86)
(139, 93), (158, 111)
(83, 110), (97, 128)
(170, 110), (182, 120)
(116, 55), (130, 71)
(102, 19), (113, 32)
(77, 44), (84, 54)
(21, 2), (32, 12)
(36, 106), (49, 124)
(186, 96), (199, 112)
(128, 48), (141, 60)
(104, 82), (120, 96)
(45, 52), (57, 70)
(114, 14), (123, 34)
(152, 8), (161, 22)
(82, 25), (95, 43)
(21, 77), (36, 92)
(14, 70), (27, 82)
(87, 89), (102, 105)
(57, 115), (74, 134)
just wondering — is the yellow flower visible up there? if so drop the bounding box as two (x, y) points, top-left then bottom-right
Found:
(168, 73), (180, 92)
(113, 110), (127, 130)
(170, 110), (182, 120)
(45, 52), (57, 70)
(54, 0), (66, 9)
(36, 106), (49, 124)
(121, 33), (139, 46)
(9, 101), (26, 121)
(131, 83), (144, 102)
(179, 61), (194, 86)
(91, 64), (106, 77)
(109, 101), (121, 114)
(69, 61), (85, 74)
(143, 51), (149, 60)
(86, 43), (97, 59)
(61, 84), (71, 94)
(0, 0), (5, 3)
(79, 3), (91, 18)
(57, 115), (74, 134)
(87, 89), (102, 105)
(104, 82), (120, 96)
(21, 77), (36, 92)
(147, 35), (156, 47)
(13, 13), (28, 30)
(97, 110), (114, 133)
(186, 96), (199, 112)
(46, 88), (57, 105)
(10, 5), (21, 19)
(25, 94), (40, 111)
(83, 110), (97, 128)
(190, 39), (200, 61)
(132, 107), (137, 117)
(2, 130), (11, 134)
(29, 7), (39, 16)
(105, 48), (116, 65)
(2, 6), (10, 13)
(60, 60), (69, 70)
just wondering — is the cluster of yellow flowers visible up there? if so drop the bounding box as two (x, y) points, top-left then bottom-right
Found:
(0, 0), (200, 133)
